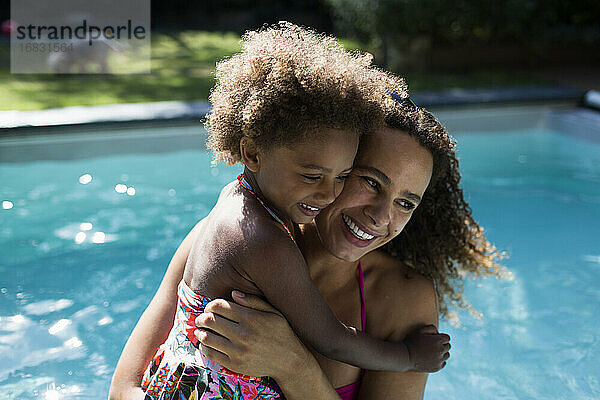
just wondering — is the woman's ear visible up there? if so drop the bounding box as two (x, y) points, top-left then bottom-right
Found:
(240, 137), (260, 172)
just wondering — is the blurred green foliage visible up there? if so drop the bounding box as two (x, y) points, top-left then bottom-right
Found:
(0, 31), (242, 111)
(326, 0), (600, 45)
(1, 29), (550, 111)
(325, 0), (600, 68)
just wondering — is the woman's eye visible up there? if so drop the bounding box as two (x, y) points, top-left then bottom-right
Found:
(362, 176), (379, 191)
(336, 174), (350, 181)
(397, 200), (416, 211)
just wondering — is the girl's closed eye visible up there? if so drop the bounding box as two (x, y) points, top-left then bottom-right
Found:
(301, 174), (322, 183)
(301, 173), (350, 183)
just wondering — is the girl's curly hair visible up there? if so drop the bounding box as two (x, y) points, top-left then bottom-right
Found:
(376, 90), (507, 320)
(206, 22), (506, 320)
(205, 22), (389, 164)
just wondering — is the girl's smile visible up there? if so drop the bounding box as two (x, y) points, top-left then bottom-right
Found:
(242, 128), (360, 225)
(298, 201), (324, 217)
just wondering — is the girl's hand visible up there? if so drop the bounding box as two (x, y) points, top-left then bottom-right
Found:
(194, 291), (313, 382)
(403, 325), (451, 373)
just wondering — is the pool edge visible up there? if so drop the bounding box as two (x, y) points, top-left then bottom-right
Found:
(0, 86), (585, 132)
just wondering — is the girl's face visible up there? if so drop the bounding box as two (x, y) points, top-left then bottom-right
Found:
(254, 128), (359, 224)
(315, 127), (433, 261)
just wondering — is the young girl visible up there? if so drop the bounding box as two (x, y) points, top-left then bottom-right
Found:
(140, 23), (449, 399)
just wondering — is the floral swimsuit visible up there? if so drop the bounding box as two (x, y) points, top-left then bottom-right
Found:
(141, 175), (366, 399)
(140, 279), (282, 399)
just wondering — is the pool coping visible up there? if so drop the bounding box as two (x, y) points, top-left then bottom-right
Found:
(0, 86), (586, 132)
(2, 99), (599, 162)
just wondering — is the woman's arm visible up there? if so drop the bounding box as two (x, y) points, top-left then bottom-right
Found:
(195, 292), (343, 400)
(108, 222), (202, 400)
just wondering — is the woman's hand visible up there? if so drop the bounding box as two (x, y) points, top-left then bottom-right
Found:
(195, 292), (343, 400)
(194, 291), (312, 381)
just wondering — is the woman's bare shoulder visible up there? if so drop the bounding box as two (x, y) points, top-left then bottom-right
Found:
(361, 250), (435, 301)
(361, 250), (438, 340)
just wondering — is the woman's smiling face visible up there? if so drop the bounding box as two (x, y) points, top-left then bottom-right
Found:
(315, 126), (434, 261)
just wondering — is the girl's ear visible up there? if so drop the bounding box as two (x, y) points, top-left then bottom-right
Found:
(240, 137), (260, 172)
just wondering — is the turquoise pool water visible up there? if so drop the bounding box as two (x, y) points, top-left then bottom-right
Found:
(1, 124), (599, 399)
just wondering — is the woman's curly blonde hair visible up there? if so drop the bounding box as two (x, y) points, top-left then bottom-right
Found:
(205, 22), (388, 164)
(373, 79), (507, 320)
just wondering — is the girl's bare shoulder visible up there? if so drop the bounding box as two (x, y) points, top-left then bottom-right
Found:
(209, 181), (301, 259)
(185, 180), (303, 295)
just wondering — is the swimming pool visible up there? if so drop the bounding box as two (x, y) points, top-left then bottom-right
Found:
(1, 105), (599, 399)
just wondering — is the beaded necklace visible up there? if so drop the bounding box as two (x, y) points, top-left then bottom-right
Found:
(237, 174), (296, 243)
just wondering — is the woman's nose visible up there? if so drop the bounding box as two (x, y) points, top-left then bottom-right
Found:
(363, 197), (391, 227)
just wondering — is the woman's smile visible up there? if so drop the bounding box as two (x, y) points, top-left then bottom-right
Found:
(340, 213), (381, 246)
(316, 127), (434, 261)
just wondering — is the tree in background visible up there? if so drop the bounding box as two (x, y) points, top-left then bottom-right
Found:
(325, 0), (600, 70)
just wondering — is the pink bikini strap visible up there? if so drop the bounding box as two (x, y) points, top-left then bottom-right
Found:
(357, 261), (366, 331)
(334, 262), (367, 398)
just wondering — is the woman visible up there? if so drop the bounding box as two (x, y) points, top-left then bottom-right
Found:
(109, 26), (503, 400)
(109, 104), (502, 399)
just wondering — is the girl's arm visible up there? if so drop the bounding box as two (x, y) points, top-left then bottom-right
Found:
(108, 222), (202, 400)
(195, 287), (443, 400)
(244, 235), (448, 372)
(195, 292), (342, 400)
(107, 220), (342, 400)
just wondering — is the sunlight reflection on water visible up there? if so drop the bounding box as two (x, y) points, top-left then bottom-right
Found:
(1, 128), (599, 398)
